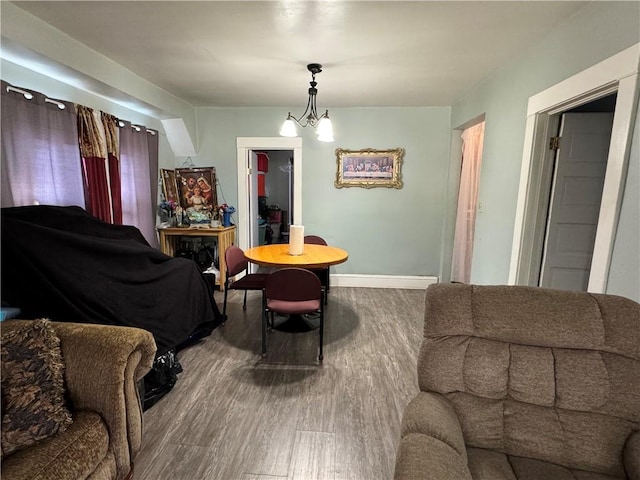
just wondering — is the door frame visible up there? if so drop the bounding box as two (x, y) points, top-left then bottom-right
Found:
(509, 43), (639, 292)
(236, 137), (302, 251)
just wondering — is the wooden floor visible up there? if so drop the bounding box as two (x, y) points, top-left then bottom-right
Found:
(135, 287), (425, 480)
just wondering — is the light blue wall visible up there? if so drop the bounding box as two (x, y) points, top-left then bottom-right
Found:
(451, 1), (640, 297)
(196, 106), (452, 276)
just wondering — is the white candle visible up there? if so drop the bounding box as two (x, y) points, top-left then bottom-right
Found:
(288, 225), (304, 255)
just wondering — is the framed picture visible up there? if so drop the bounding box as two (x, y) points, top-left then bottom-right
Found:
(334, 148), (404, 189)
(160, 169), (179, 204)
(175, 167), (217, 211)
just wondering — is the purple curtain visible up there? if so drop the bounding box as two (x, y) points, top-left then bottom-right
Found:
(147, 128), (159, 219)
(1, 81), (84, 208)
(120, 121), (157, 247)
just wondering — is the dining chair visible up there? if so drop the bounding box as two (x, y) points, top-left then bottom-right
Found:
(304, 235), (330, 304)
(222, 245), (269, 324)
(262, 268), (325, 361)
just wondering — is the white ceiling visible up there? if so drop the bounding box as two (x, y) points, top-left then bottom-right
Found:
(11, 1), (588, 108)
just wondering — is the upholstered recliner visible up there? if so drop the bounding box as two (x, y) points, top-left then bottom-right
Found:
(394, 284), (640, 480)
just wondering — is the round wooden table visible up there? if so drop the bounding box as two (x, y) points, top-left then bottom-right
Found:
(244, 243), (349, 331)
(244, 243), (348, 269)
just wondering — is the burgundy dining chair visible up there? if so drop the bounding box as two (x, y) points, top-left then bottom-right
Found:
(262, 268), (325, 361)
(304, 235), (330, 304)
(222, 245), (268, 324)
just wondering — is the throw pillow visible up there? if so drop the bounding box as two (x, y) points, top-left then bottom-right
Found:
(1, 319), (73, 458)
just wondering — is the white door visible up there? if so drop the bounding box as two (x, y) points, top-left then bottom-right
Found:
(540, 112), (614, 290)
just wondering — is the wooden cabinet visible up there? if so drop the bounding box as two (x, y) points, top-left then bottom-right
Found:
(158, 226), (236, 291)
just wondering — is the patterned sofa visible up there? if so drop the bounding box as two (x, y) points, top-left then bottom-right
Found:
(394, 284), (640, 480)
(1, 320), (156, 480)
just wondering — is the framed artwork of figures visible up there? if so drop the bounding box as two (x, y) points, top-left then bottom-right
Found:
(175, 167), (217, 211)
(160, 169), (179, 203)
(334, 147), (404, 189)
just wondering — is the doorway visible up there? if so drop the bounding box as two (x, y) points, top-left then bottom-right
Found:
(258, 150), (294, 246)
(538, 107), (614, 291)
(451, 121), (485, 283)
(236, 137), (302, 252)
(509, 44), (639, 292)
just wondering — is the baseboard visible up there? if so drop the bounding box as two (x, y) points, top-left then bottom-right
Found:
(331, 274), (439, 289)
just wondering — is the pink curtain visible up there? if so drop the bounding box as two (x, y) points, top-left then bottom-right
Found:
(78, 106), (112, 222)
(1, 81), (85, 208)
(451, 121), (485, 283)
(119, 121), (157, 247)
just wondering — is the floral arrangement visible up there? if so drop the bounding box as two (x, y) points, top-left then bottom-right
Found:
(217, 203), (236, 215)
(159, 199), (177, 216)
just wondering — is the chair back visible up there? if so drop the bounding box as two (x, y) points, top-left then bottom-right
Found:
(225, 245), (249, 277)
(265, 268), (321, 302)
(303, 235), (327, 246)
(419, 283), (640, 478)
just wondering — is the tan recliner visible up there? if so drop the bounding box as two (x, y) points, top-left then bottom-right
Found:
(394, 284), (640, 480)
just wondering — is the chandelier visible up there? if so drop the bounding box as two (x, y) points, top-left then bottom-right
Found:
(280, 63), (334, 142)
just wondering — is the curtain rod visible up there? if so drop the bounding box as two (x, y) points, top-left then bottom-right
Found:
(6, 85), (66, 110)
(117, 120), (157, 135)
(6, 84), (156, 133)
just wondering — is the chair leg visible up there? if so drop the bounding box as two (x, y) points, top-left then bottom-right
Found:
(261, 294), (267, 357)
(222, 280), (229, 325)
(318, 295), (324, 361)
(243, 290), (248, 310)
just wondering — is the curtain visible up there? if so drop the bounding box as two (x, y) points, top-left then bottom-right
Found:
(1, 81), (85, 208)
(78, 106), (112, 222)
(451, 121), (485, 283)
(147, 127), (159, 221)
(101, 112), (123, 224)
(120, 121), (157, 247)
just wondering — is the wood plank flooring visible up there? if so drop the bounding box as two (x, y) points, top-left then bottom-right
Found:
(135, 287), (425, 480)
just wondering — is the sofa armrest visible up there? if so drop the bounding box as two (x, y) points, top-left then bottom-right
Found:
(51, 322), (156, 479)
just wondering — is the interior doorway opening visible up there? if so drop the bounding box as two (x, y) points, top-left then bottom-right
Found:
(536, 96), (616, 291)
(509, 44), (639, 293)
(256, 150), (294, 246)
(451, 120), (485, 283)
(236, 137), (302, 254)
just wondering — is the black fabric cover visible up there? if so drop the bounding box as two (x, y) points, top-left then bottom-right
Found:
(1, 205), (221, 356)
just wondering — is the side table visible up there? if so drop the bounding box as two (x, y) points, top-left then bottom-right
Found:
(158, 226), (236, 291)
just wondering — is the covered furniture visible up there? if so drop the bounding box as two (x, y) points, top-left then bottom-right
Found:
(394, 283), (640, 480)
(1, 319), (156, 480)
(1, 205), (222, 407)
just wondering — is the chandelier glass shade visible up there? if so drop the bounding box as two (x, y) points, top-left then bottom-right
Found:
(280, 63), (334, 142)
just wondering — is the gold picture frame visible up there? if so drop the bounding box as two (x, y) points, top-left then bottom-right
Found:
(160, 169), (179, 203)
(334, 147), (404, 189)
(175, 167), (217, 211)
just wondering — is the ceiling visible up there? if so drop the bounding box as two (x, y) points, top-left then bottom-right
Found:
(10, 1), (589, 109)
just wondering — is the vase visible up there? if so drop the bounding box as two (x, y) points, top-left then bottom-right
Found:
(222, 212), (232, 227)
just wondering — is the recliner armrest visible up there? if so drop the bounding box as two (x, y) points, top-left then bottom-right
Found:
(395, 392), (472, 480)
(625, 430), (640, 480)
(51, 322), (156, 479)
